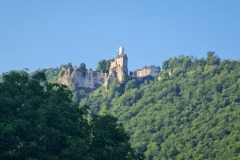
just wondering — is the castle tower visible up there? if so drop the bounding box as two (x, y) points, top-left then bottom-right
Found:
(116, 47), (128, 74)
(107, 47), (128, 83)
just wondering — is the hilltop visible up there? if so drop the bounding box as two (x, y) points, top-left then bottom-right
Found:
(52, 47), (161, 101)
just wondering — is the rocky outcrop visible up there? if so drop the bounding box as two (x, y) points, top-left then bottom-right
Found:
(58, 66), (107, 89)
(58, 47), (129, 89)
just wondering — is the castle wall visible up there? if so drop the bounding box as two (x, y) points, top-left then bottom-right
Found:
(72, 70), (94, 88)
(133, 65), (160, 77)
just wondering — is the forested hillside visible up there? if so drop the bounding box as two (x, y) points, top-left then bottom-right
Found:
(80, 53), (240, 159)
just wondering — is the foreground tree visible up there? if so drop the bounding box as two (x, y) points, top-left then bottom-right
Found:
(89, 114), (144, 160)
(0, 71), (143, 160)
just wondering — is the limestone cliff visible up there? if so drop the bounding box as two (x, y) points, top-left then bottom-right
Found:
(58, 47), (129, 89)
(58, 66), (107, 89)
(57, 47), (162, 89)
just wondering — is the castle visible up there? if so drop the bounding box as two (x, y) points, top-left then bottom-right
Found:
(58, 47), (160, 89)
(133, 65), (160, 77)
(106, 47), (128, 84)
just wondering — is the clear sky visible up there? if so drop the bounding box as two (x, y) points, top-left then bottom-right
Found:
(0, 0), (239, 74)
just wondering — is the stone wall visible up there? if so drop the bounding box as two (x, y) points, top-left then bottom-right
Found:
(133, 65), (161, 77)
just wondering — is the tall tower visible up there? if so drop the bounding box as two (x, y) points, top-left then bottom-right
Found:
(116, 47), (128, 73)
(107, 47), (128, 84)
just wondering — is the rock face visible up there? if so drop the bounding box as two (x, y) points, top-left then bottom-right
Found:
(58, 47), (128, 89)
(58, 66), (106, 89)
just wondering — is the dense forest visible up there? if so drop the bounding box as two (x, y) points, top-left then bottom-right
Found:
(80, 53), (240, 159)
(1, 52), (240, 159)
(0, 71), (143, 160)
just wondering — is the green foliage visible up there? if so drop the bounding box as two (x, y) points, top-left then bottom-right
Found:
(97, 59), (111, 73)
(89, 114), (144, 160)
(0, 71), (143, 160)
(67, 62), (72, 67)
(207, 51), (221, 65)
(108, 78), (121, 99)
(122, 73), (128, 83)
(82, 54), (240, 159)
(162, 59), (169, 70)
(125, 79), (137, 91)
(57, 69), (63, 78)
(31, 70), (47, 81)
(79, 63), (87, 77)
(44, 68), (59, 83)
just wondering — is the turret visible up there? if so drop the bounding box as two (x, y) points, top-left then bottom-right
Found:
(118, 47), (125, 56)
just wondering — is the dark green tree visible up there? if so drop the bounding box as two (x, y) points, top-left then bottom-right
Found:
(97, 59), (110, 73)
(125, 79), (137, 91)
(79, 63), (87, 77)
(89, 114), (144, 160)
(67, 62), (73, 68)
(162, 60), (169, 70)
(207, 51), (221, 65)
(182, 56), (192, 70)
(0, 71), (144, 160)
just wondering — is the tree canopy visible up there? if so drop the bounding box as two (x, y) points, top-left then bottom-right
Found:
(79, 63), (87, 77)
(0, 71), (143, 160)
(96, 59), (110, 73)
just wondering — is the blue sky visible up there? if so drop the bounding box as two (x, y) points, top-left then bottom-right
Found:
(0, 0), (239, 74)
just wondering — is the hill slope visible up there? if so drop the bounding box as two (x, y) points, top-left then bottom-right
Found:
(80, 54), (240, 159)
